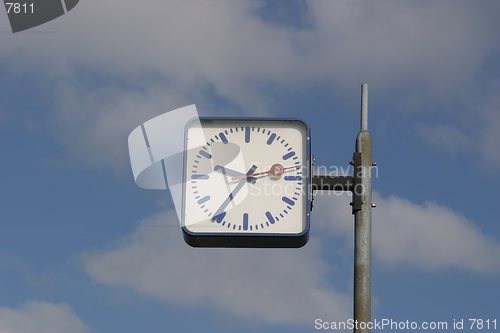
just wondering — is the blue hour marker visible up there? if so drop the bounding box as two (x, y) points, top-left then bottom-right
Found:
(219, 132), (228, 144)
(283, 151), (295, 160)
(267, 133), (276, 145)
(212, 212), (226, 223)
(245, 127), (250, 143)
(282, 197), (295, 206)
(191, 174), (209, 180)
(197, 196), (210, 205)
(284, 176), (302, 181)
(265, 212), (275, 224)
(243, 213), (249, 231)
(199, 150), (212, 159)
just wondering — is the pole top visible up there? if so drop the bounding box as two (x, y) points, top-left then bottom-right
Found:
(361, 84), (368, 131)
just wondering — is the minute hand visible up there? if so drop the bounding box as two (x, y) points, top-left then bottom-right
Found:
(212, 165), (257, 219)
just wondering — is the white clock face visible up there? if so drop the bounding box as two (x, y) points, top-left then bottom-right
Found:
(183, 119), (309, 235)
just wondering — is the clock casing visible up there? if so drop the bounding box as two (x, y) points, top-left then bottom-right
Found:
(181, 118), (311, 248)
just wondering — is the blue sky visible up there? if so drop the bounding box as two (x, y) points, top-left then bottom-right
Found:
(1, 1), (500, 332)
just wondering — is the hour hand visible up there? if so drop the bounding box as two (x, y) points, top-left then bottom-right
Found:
(214, 165), (244, 177)
(214, 165), (256, 183)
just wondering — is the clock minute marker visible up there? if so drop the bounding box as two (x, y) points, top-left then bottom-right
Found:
(267, 133), (276, 145)
(197, 196), (210, 205)
(282, 197), (295, 206)
(219, 132), (228, 144)
(283, 151), (295, 160)
(243, 213), (249, 231)
(213, 212), (226, 223)
(191, 174), (209, 180)
(284, 176), (302, 181)
(265, 212), (275, 225)
(199, 150), (212, 159)
(245, 126), (251, 143)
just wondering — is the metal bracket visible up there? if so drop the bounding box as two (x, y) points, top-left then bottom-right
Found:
(351, 152), (363, 214)
(311, 175), (354, 211)
(310, 152), (364, 215)
(312, 175), (354, 192)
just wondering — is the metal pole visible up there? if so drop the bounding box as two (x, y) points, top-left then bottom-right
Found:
(353, 83), (372, 333)
(361, 84), (368, 131)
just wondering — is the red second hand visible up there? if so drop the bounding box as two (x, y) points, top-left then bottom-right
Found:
(231, 164), (300, 181)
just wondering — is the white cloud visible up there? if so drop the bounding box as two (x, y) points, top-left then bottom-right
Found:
(417, 86), (500, 167)
(3, 0), (496, 94)
(314, 192), (500, 274)
(477, 91), (500, 167)
(49, 83), (191, 172)
(1, 1), (499, 171)
(81, 192), (500, 325)
(308, 1), (499, 94)
(416, 123), (474, 155)
(83, 210), (351, 325)
(0, 301), (90, 333)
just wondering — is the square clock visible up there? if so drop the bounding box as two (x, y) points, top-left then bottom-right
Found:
(182, 119), (311, 248)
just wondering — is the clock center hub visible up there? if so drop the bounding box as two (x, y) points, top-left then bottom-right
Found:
(270, 163), (285, 177)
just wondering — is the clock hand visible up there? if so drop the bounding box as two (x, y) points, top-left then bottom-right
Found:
(214, 165), (257, 184)
(231, 164), (301, 181)
(219, 165), (234, 199)
(214, 165), (245, 177)
(212, 165), (257, 221)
